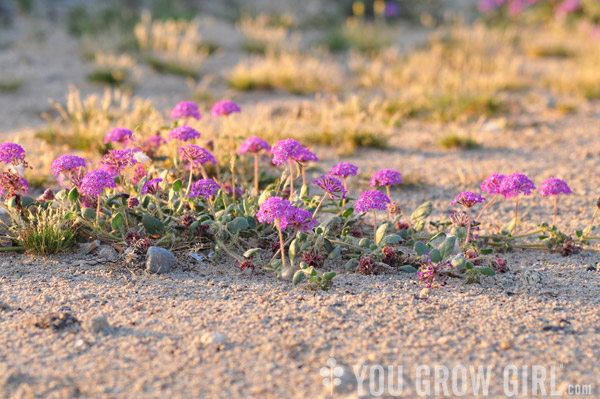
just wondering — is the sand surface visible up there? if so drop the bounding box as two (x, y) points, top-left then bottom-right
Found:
(1, 10), (599, 399)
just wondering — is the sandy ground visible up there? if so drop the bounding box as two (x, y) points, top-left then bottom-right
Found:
(1, 11), (600, 399)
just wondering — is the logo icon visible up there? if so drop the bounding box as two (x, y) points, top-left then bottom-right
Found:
(320, 358), (344, 396)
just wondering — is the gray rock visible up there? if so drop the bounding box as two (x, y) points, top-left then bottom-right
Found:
(146, 247), (175, 274)
(97, 245), (118, 262)
(32, 312), (79, 331)
(280, 265), (299, 281)
(521, 270), (544, 288)
(78, 240), (101, 255)
(84, 316), (110, 334)
(199, 331), (227, 345)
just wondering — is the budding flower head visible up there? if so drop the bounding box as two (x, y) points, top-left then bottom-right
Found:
(169, 125), (201, 142)
(80, 169), (116, 198)
(451, 191), (486, 208)
(270, 139), (303, 166)
(369, 169), (402, 187)
(237, 136), (271, 155)
(127, 197), (139, 208)
(539, 178), (571, 197)
(354, 190), (391, 213)
(141, 178), (163, 195)
(480, 173), (506, 195)
(329, 162), (358, 178)
(211, 100), (241, 118)
(256, 196), (295, 230)
(293, 147), (318, 163)
(104, 128), (133, 145)
(499, 173), (536, 199)
(178, 144), (216, 165)
(0, 142), (27, 166)
(189, 179), (220, 200)
(170, 101), (201, 120)
(312, 174), (347, 199)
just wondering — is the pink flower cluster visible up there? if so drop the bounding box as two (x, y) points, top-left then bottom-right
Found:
(257, 196), (316, 231)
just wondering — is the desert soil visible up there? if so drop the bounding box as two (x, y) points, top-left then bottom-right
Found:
(1, 12), (599, 399)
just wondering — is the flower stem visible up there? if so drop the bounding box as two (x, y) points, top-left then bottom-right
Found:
(253, 153), (259, 197)
(277, 221), (286, 271)
(301, 164), (306, 186)
(342, 177), (347, 210)
(96, 197), (101, 226)
(0, 246), (25, 252)
(475, 193), (498, 222)
(312, 192), (329, 219)
(585, 207), (599, 236)
(372, 209), (377, 240)
(385, 185), (391, 221)
(553, 195), (558, 227)
(512, 196), (519, 236)
(465, 208), (472, 245)
(288, 158), (294, 201)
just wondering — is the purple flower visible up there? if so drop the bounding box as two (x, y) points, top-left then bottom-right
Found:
(128, 197), (139, 208)
(256, 197), (295, 230)
(80, 169), (116, 198)
(287, 208), (317, 232)
(0, 143), (26, 166)
(354, 190), (391, 213)
(369, 169), (403, 187)
(480, 173), (506, 195)
(101, 149), (138, 175)
(224, 185), (245, 197)
(211, 100), (241, 118)
(312, 174), (347, 199)
(169, 125), (201, 142)
(170, 101), (201, 120)
(132, 164), (147, 185)
(270, 139), (303, 166)
(499, 173), (536, 199)
(237, 136), (271, 155)
(142, 135), (167, 157)
(0, 171), (29, 198)
(50, 154), (86, 187)
(141, 178), (163, 195)
(452, 191), (486, 208)
(555, 0), (580, 17)
(293, 147), (318, 163)
(104, 128), (133, 145)
(189, 179), (220, 199)
(539, 178), (572, 197)
(329, 162), (358, 178)
(178, 145), (216, 165)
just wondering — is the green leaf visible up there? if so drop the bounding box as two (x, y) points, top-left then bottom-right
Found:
(345, 258), (358, 271)
(414, 241), (430, 256)
(247, 216), (257, 229)
(501, 218), (519, 235)
(172, 179), (182, 192)
(439, 236), (456, 260)
(450, 226), (467, 242)
(381, 234), (402, 245)
(452, 256), (467, 269)
(142, 214), (165, 236)
(358, 238), (373, 248)
(288, 239), (298, 264)
(398, 265), (418, 273)
(429, 248), (442, 263)
(258, 190), (275, 205)
(82, 207), (97, 220)
(21, 196), (34, 207)
(342, 207), (354, 218)
(243, 248), (260, 258)
(300, 184), (309, 198)
(323, 238), (333, 253)
(227, 217), (249, 234)
(480, 248), (493, 255)
(328, 245), (341, 259)
(324, 271), (337, 280)
(111, 213), (124, 230)
(375, 223), (388, 245)
(68, 188), (79, 203)
(479, 267), (496, 276)
(300, 262), (309, 269)
(411, 201), (432, 224)
(292, 270), (304, 286)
